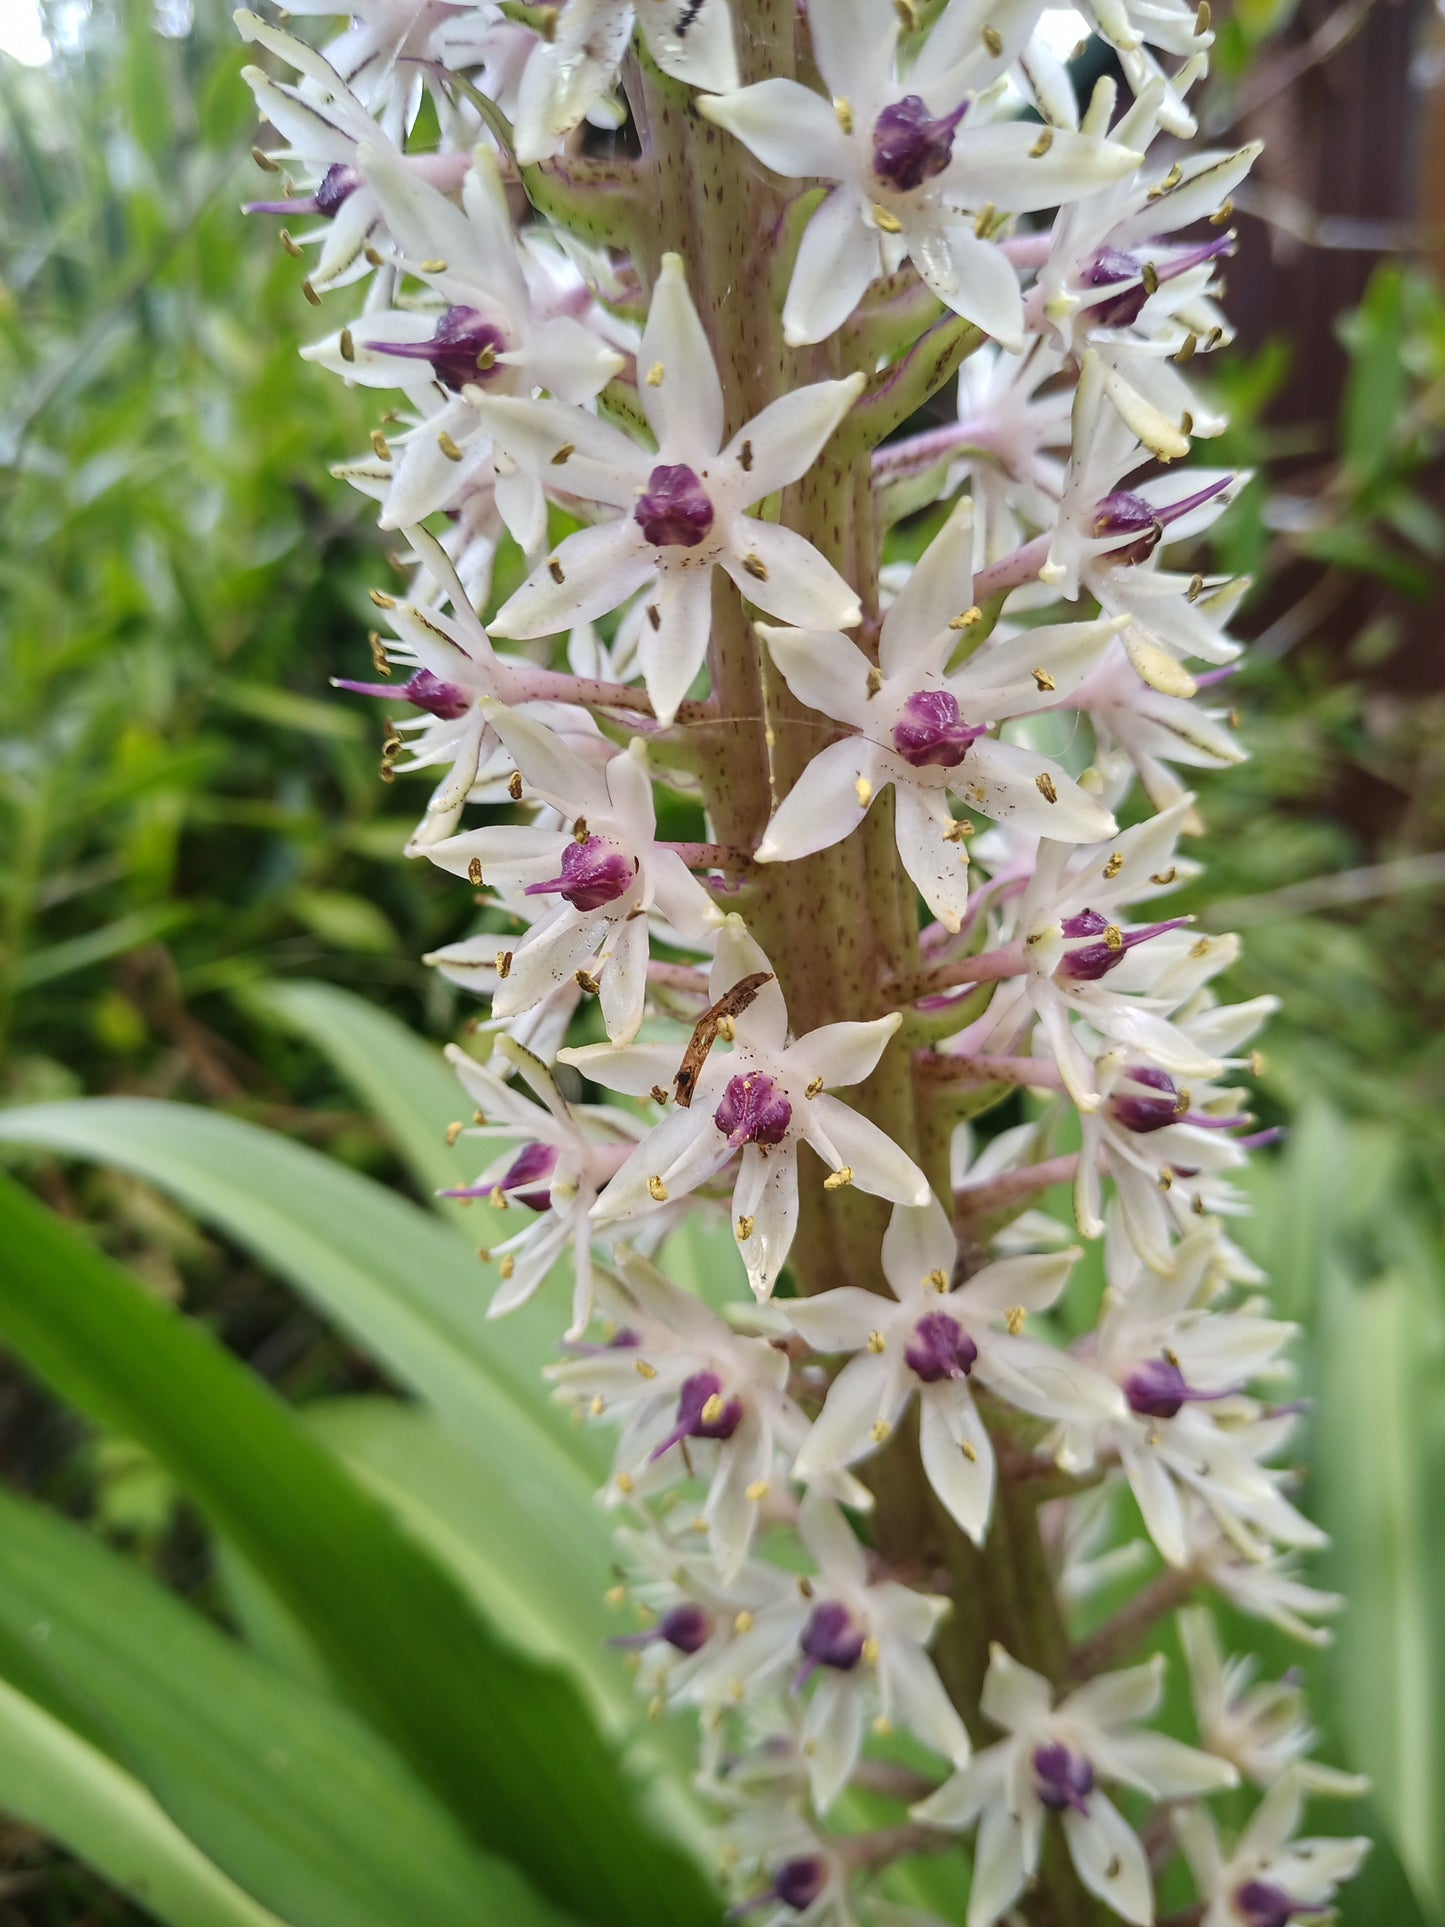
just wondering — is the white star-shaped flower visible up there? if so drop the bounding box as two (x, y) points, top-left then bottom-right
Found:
(563, 921), (930, 1298)
(1175, 1771), (1370, 1927)
(699, 0), (1141, 346)
(785, 1195), (1122, 1541)
(476, 254), (863, 723)
(914, 1645), (1237, 1926)
(683, 1494), (970, 1810)
(755, 499), (1121, 932)
(426, 707), (719, 1043)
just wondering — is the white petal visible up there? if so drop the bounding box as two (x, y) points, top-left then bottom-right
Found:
(482, 704), (613, 815)
(758, 625), (872, 727)
(706, 1405), (770, 1581)
(525, 313), (624, 405)
(880, 1194), (957, 1296)
(808, 0), (898, 97)
(920, 1388), (995, 1543)
(1062, 1794), (1152, 1926)
(782, 185), (881, 346)
(882, 1634), (971, 1768)
(798, 1491), (869, 1586)
(893, 782), (974, 934)
(912, 221), (1024, 351)
(722, 520), (861, 628)
(734, 1141), (801, 1299)
(952, 614), (1125, 716)
(641, 562), (715, 724)
(494, 519), (655, 639)
(980, 1644), (1053, 1732)
(961, 1251), (1075, 1316)
(591, 1108), (727, 1220)
(558, 1039), (679, 1097)
(639, 254), (725, 461)
(802, 1096), (930, 1205)
(786, 1287), (895, 1354)
(879, 497), (976, 681)
(727, 374), (864, 500)
(754, 737), (881, 863)
(955, 736), (1118, 840)
(698, 78), (852, 179)
(951, 125), (1141, 213)
(792, 1011), (902, 1090)
(804, 1675), (865, 1811)
(475, 394), (642, 508)
(968, 1798), (1030, 1927)
(794, 1351), (895, 1475)
(1102, 1730), (1238, 1801)
(597, 911), (651, 1044)
(637, 0), (739, 93)
(1122, 1440), (1188, 1566)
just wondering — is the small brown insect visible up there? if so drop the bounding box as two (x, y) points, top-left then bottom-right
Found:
(672, 971), (773, 1107)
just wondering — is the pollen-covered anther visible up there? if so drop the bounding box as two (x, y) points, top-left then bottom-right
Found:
(949, 606), (983, 630)
(445, 1120), (465, 1146)
(508, 771), (524, 799)
(871, 1418), (891, 1443)
(1005, 1305), (1026, 1335)
(805, 1076), (824, 1098)
(467, 857), (483, 884)
(496, 949), (513, 979)
(575, 970), (601, 995)
(646, 361), (665, 386)
(1036, 772), (1059, 803)
(982, 22), (1004, 51)
(746, 1479), (769, 1501)
(648, 1175), (669, 1201)
(822, 1165), (854, 1190)
(834, 95), (854, 133)
(736, 1214), (756, 1240)
(855, 776), (873, 806)
(635, 1358), (657, 1379)
(867, 1330), (886, 1352)
(1030, 127), (1054, 158)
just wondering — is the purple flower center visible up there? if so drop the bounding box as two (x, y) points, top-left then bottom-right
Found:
(608, 1600), (714, 1655)
(333, 666), (472, 720)
(1092, 474), (1236, 564)
(727, 1857), (829, 1918)
(500, 1140), (560, 1211)
(363, 305), (510, 394)
(891, 689), (987, 769)
(1032, 1741), (1094, 1815)
(244, 162), (361, 220)
(1056, 914), (1191, 981)
(523, 836), (635, 914)
(1112, 1066), (1185, 1134)
(1123, 1356), (1233, 1419)
(1080, 247), (1151, 328)
(651, 1369), (744, 1461)
(796, 1602), (866, 1687)
(872, 95), (968, 193)
(714, 1073), (792, 1149)
(905, 1310), (978, 1382)
(634, 464), (715, 548)
(1233, 1880), (1325, 1927)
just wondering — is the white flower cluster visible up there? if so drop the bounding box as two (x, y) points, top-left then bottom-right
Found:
(238, 0), (1368, 1919)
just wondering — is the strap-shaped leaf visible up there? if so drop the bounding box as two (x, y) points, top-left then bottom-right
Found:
(0, 1489), (575, 1927)
(0, 1172), (721, 1927)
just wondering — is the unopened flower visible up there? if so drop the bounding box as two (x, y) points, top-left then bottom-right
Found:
(915, 1645), (1237, 1925)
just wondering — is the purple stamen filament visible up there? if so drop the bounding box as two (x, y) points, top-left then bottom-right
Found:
(362, 305), (509, 394)
(333, 666), (472, 720)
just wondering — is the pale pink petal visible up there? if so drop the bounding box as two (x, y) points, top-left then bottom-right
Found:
(962, 1252), (1076, 1317)
(952, 615), (1125, 717)
(948, 125), (1141, 213)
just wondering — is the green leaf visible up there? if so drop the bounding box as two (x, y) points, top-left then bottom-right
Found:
(0, 1486), (575, 1927)
(0, 1674), (286, 1927)
(247, 978), (476, 1209)
(0, 1172), (721, 1927)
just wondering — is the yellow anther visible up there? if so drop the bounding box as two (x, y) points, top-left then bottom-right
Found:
(496, 949), (513, 980)
(741, 552), (769, 581)
(861, 1635), (881, 1664)
(489, 1184), (509, 1209)
(301, 278), (321, 306)
(962, 1439), (977, 1462)
(646, 361), (665, 386)
(634, 1358), (657, 1379)
(1005, 1305), (1026, 1335)
(591, 1395), (606, 1416)
(700, 1392), (726, 1425)
(873, 1714), (894, 1736)
(1035, 772), (1059, 804)
(421, 258), (448, 273)
(745, 1479), (769, 1502)
(867, 1331), (887, 1353)
(616, 1471), (634, 1494)
(508, 771), (524, 800)
(467, 856), (484, 885)
(1031, 666), (1056, 692)
(926, 1267), (948, 1292)
(498, 1254), (515, 1279)
(716, 1014), (736, 1042)
(339, 327), (355, 362)
(973, 203), (996, 238)
(575, 969), (601, 995)
(866, 666), (883, 697)
(648, 1175), (669, 1202)
(871, 203), (904, 234)
(1104, 924), (1125, 951)
(1151, 867), (1177, 885)
(370, 430), (392, 461)
(445, 1120), (465, 1147)
(1209, 199), (1234, 226)
(1103, 851), (1124, 879)
(805, 1076), (824, 1098)
(605, 1584), (627, 1606)
(834, 96), (854, 134)
(736, 1214), (755, 1241)
(734, 1609), (753, 1634)
(437, 430), (464, 462)
(949, 605), (983, 630)
(871, 1419), (892, 1444)
(982, 22), (1004, 52)
(1191, 937), (1212, 958)
(822, 1166), (854, 1190)
(855, 776), (873, 808)
(551, 443), (574, 465)
(1030, 127), (1054, 158)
